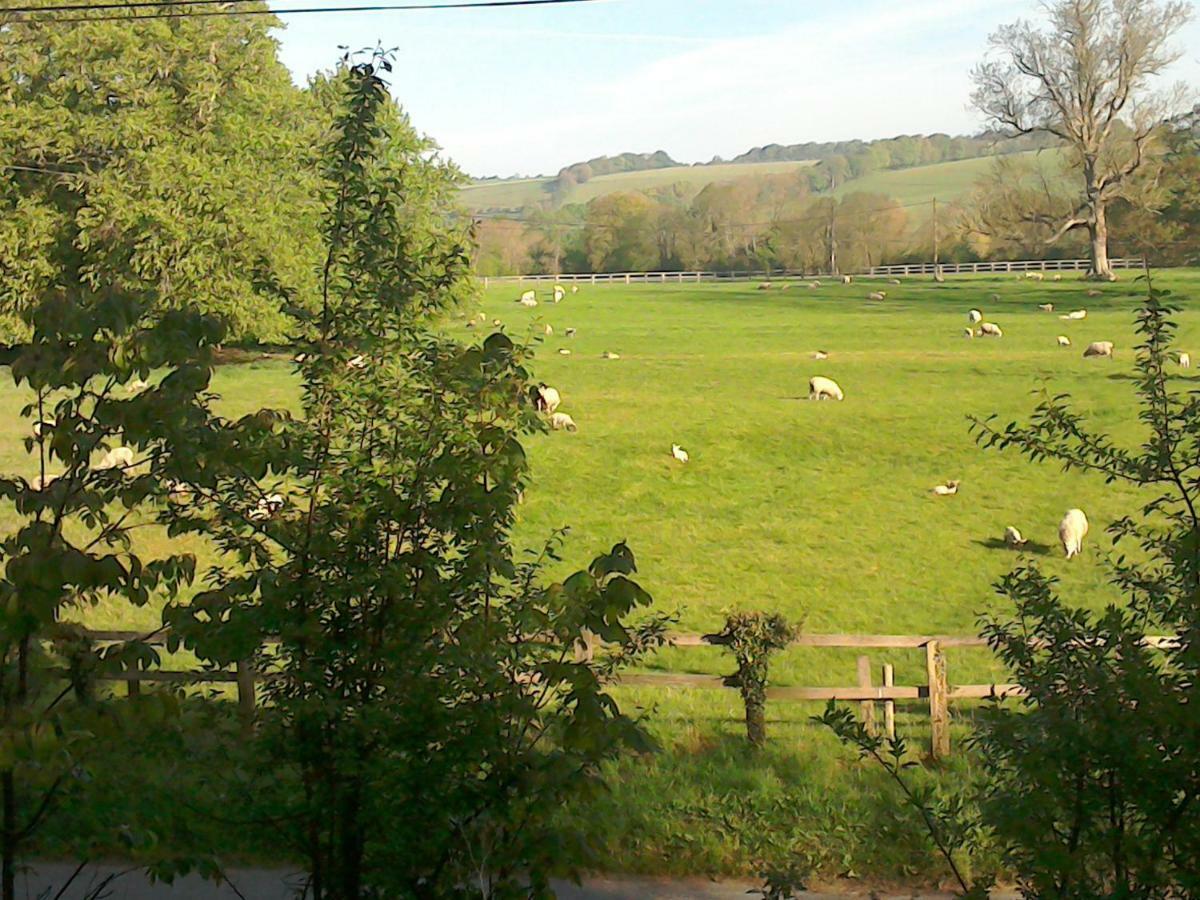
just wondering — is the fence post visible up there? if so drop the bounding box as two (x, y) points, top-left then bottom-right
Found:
(882, 663), (895, 740)
(856, 655), (876, 736)
(126, 675), (141, 699)
(236, 658), (257, 732)
(925, 640), (950, 758)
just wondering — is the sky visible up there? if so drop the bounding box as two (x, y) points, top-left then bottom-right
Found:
(270, 0), (1200, 177)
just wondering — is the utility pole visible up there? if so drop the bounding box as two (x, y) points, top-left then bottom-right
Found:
(932, 197), (940, 275)
(827, 206), (838, 275)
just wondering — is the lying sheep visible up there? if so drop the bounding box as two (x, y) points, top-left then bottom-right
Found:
(1004, 526), (1027, 548)
(549, 412), (577, 432)
(932, 480), (960, 496)
(808, 375), (844, 401)
(1038, 303), (1054, 312)
(601, 351), (621, 360)
(1180, 352), (1191, 369)
(1083, 341), (1114, 358)
(493, 318), (502, 327)
(758, 282), (773, 290)
(812, 350), (829, 360)
(533, 384), (561, 414)
(968, 309), (982, 324)
(887, 278), (901, 285)
(1057, 335), (1072, 347)
(867, 291), (886, 301)
(979, 322), (1003, 337)
(1060, 309), (1087, 320)
(558, 349), (572, 356)
(1059, 508), (1089, 559)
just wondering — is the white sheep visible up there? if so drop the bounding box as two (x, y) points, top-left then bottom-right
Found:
(571, 285), (579, 294)
(808, 376), (844, 401)
(979, 322), (1003, 337)
(671, 444), (689, 463)
(565, 328), (576, 338)
(812, 350), (829, 360)
(519, 296), (538, 308)
(963, 328), (975, 339)
(1057, 335), (1072, 347)
(534, 384), (561, 414)
(553, 286), (565, 303)
(867, 291), (886, 301)
(493, 318), (502, 327)
(544, 324), (554, 336)
(1059, 508), (1089, 559)
(94, 446), (135, 472)
(1179, 352), (1191, 369)
(968, 309), (983, 324)
(558, 349), (572, 356)
(887, 278), (901, 285)
(249, 492), (285, 522)
(1060, 309), (1087, 320)
(1083, 341), (1114, 358)
(931, 480), (960, 496)
(549, 412), (577, 432)
(1025, 272), (1044, 282)
(757, 282), (773, 290)
(1038, 303), (1054, 312)
(519, 289), (536, 304)
(1052, 273), (1062, 282)
(841, 275), (852, 285)
(1004, 526), (1027, 548)
(601, 351), (621, 360)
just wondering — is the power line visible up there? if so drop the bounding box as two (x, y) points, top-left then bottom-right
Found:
(1, 0), (600, 23)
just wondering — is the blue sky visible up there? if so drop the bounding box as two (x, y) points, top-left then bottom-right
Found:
(271, 0), (1200, 177)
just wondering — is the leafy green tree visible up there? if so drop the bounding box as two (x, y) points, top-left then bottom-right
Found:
(165, 52), (665, 898)
(0, 6), (322, 341)
(582, 192), (660, 272)
(708, 612), (797, 749)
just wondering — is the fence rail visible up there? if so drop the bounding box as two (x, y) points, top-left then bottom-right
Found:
(481, 258), (1141, 287)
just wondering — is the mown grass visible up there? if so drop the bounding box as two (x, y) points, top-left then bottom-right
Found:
(5, 269), (1196, 882)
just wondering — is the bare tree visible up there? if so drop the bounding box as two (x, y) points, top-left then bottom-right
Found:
(972, 0), (1192, 279)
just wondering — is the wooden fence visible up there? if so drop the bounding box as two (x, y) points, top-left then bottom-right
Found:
(481, 258), (1141, 287)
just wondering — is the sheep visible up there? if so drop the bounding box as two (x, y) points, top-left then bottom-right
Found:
(1083, 341), (1114, 358)
(932, 480), (960, 496)
(249, 492), (285, 522)
(347, 354), (368, 369)
(601, 351), (621, 360)
(1059, 508), (1089, 559)
(553, 285), (565, 303)
(1038, 303), (1054, 312)
(810, 280), (822, 288)
(757, 282), (773, 290)
(294, 352), (308, 363)
(1180, 352), (1192, 369)
(519, 289), (536, 304)
(1086, 288), (1102, 297)
(1057, 335), (1072, 347)
(1052, 273), (1062, 282)
(963, 328), (975, 339)
(841, 274), (852, 285)
(671, 444), (689, 463)
(887, 278), (901, 285)
(544, 324), (554, 336)
(94, 446), (134, 472)
(867, 291), (887, 301)
(533, 384), (561, 414)
(808, 375), (844, 401)
(1004, 526), (1027, 548)
(968, 309), (983, 324)
(549, 412), (577, 432)
(979, 322), (1003, 337)
(565, 328), (577, 338)
(571, 285), (579, 294)
(558, 349), (572, 356)
(1025, 272), (1044, 281)
(1060, 309), (1087, 320)
(812, 350), (829, 360)
(493, 318), (502, 327)
(32, 420), (53, 439)
(519, 296), (538, 308)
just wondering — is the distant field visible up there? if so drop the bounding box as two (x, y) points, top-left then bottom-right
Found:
(460, 159), (819, 210)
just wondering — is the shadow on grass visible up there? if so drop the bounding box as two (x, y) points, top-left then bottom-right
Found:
(972, 537), (1056, 556)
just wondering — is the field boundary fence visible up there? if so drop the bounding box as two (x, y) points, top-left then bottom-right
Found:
(480, 258), (1141, 287)
(75, 628), (1175, 757)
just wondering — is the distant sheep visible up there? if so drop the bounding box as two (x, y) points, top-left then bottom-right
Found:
(1004, 526), (1027, 548)
(758, 282), (773, 290)
(558, 349), (572, 356)
(1083, 341), (1114, 358)
(1087, 289), (1102, 297)
(493, 318), (502, 327)
(989, 293), (1001, 303)
(249, 492), (285, 523)
(1025, 272), (1044, 281)
(812, 350), (829, 360)
(979, 322), (1003, 337)
(601, 351), (621, 359)
(1059, 508), (1089, 559)
(565, 328), (577, 338)
(808, 375), (844, 401)
(1057, 335), (1071, 347)
(932, 480), (960, 496)
(1038, 303), (1054, 312)
(544, 324), (554, 336)
(1060, 309), (1087, 320)
(968, 309), (982, 324)
(1052, 273), (1062, 281)
(571, 285), (579, 294)
(94, 446), (134, 472)
(1180, 352), (1191, 369)
(887, 278), (901, 285)
(671, 444), (689, 463)
(553, 286), (565, 303)
(841, 275), (852, 285)
(549, 412), (577, 432)
(867, 291), (887, 301)
(519, 289), (536, 304)
(534, 384), (561, 414)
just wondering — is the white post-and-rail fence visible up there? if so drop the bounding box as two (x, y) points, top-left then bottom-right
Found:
(71, 628), (1177, 758)
(480, 258), (1142, 288)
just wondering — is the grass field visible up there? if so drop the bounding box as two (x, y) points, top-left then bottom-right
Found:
(6, 269), (1196, 882)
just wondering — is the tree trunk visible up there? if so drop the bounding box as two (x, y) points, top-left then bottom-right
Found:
(2, 770), (14, 900)
(744, 695), (766, 750)
(1088, 199), (1113, 280)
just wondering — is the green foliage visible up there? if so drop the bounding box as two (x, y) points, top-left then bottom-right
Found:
(966, 275), (1200, 896)
(708, 612), (797, 749)
(0, 8), (323, 341)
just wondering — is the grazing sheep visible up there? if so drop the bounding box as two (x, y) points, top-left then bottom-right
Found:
(671, 444), (689, 463)
(544, 324), (554, 336)
(571, 285), (579, 294)
(963, 328), (975, 339)
(1060, 309), (1087, 320)
(1038, 303), (1054, 312)
(808, 375), (844, 401)
(519, 289), (536, 304)
(1025, 272), (1044, 281)
(811, 280), (822, 288)
(565, 328), (577, 338)
(1087, 288), (1102, 297)
(758, 282), (773, 290)
(519, 296), (538, 308)
(812, 350), (829, 360)
(1059, 508), (1089, 559)
(1057, 335), (1072, 347)
(932, 480), (960, 496)
(601, 351), (621, 359)
(1180, 352), (1191, 369)
(841, 275), (852, 285)
(553, 286), (565, 303)
(1083, 341), (1114, 358)
(867, 291), (886, 301)
(493, 318), (502, 327)
(887, 278), (901, 285)
(558, 349), (572, 356)
(94, 446), (135, 472)
(1004, 526), (1027, 548)
(979, 322), (1003, 337)
(968, 309), (983, 324)
(549, 412), (577, 432)
(347, 354), (368, 369)
(533, 384), (561, 414)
